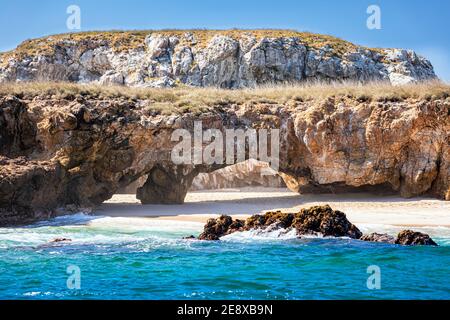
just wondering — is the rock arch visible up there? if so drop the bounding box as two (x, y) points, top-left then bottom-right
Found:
(0, 94), (448, 226)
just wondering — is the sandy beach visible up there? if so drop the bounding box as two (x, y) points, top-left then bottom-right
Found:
(99, 188), (450, 227)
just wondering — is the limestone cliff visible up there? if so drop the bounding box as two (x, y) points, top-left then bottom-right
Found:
(0, 30), (437, 87)
(0, 84), (448, 226)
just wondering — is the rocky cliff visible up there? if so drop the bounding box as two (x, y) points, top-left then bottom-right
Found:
(0, 30), (437, 88)
(0, 84), (448, 226)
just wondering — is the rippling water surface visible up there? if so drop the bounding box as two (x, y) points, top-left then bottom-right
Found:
(0, 214), (449, 300)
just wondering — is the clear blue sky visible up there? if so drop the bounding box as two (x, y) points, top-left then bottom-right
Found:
(1, 0), (449, 81)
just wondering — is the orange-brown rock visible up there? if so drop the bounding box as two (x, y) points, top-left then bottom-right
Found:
(0, 91), (449, 225)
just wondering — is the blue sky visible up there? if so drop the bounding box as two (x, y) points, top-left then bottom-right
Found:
(1, 0), (449, 81)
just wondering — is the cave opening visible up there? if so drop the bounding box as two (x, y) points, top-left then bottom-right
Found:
(115, 159), (288, 199)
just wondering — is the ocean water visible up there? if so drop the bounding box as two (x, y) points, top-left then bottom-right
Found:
(0, 214), (449, 300)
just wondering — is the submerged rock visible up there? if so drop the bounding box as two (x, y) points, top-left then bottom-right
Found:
(361, 231), (438, 246)
(360, 233), (396, 243)
(395, 230), (438, 246)
(51, 238), (72, 243)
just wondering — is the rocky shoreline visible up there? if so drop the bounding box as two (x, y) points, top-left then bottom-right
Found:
(194, 205), (438, 246)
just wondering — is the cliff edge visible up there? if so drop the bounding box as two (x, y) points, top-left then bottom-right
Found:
(0, 30), (437, 88)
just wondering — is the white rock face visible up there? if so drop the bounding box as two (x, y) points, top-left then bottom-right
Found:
(0, 33), (437, 87)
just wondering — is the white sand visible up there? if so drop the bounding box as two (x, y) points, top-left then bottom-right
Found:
(99, 188), (450, 227)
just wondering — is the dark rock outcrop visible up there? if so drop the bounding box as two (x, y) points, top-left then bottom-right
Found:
(196, 206), (438, 246)
(395, 230), (438, 246)
(292, 205), (363, 238)
(198, 215), (245, 240)
(198, 205), (362, 240)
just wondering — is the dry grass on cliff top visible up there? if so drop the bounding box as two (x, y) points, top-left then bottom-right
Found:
(1, 81), (449, 115)
(0, 29), (369, 63)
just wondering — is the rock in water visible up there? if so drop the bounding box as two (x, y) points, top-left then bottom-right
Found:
(196, 209), (438, 246)
(395, 230), (438, 246)
(292, 205), (363, 238)
(197, 205), (362, 240)
(360, 233), (396, 243)
(198, 215), (245, 240)
(51, 238), (72, 243)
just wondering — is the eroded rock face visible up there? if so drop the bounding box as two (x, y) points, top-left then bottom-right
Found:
(0, 32), (437, 87)
(191, 160), (286, 190)
(137, 165), (199, 204)
(198, 205), (362, 240)
(0, 93), (448, 225)
(0, 156), (67, 225)
(293, 205), (363, 238)
(198, 215), (245, 240)
(119, 160), (286, 193)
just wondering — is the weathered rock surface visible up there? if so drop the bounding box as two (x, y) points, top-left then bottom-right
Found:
(360, 233), (396, 243)
(198, 205), (362, 240)
(0, 30), (437, 87)
(198, 215), (245, 240)
(0, 91), (449, 226)
(118, 160), (286, 193)
(395, 230), (438, 246)
(361, 231), (438, 246)
(292, 205), (363, 238)
(191, 160), (286, 190)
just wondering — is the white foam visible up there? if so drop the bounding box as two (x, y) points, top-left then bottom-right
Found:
(221, 227), (299, 242)
(0, 214), (204, 249)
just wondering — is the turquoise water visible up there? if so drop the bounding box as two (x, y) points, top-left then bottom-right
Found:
(0, 214), (449, 300)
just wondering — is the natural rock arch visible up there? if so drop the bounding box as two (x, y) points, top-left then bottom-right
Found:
(0, 93), (448, 226)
